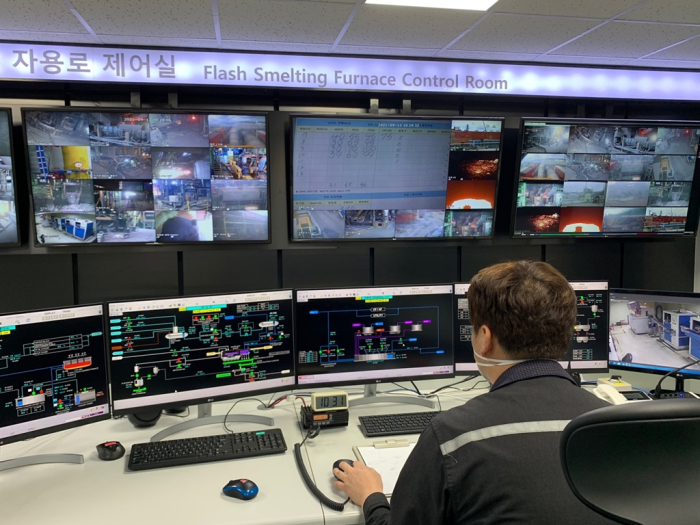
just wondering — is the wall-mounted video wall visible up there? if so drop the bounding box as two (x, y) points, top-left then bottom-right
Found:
(290, 116), (504, 241)
(512, 118), (700, 237)
(23, 109), (269, 245)
(0, 109), (19, 247)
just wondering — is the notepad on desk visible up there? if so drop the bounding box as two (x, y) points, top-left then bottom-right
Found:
(353, 440), (416, 496)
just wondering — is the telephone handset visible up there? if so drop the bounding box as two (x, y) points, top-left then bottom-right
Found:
(593, 383), (628, 405)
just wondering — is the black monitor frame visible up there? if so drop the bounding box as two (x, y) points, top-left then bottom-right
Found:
(22, 107), (271, 247)
(106, 289), (296, 417)
(288, 114), (505, 242)
(0, 303), (110, 446)
(511, 117), (700, 239)
(0, 108), (20, 247)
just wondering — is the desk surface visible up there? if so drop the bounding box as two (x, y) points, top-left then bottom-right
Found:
(0, 382), (488, 525)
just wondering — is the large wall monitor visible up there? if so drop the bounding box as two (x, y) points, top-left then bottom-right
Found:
(609, 289), (700, 379)
(0, 305), (110, 445)
(453, 281), (609, 373)
(295, 284), (454, 386)
(513, 118), (700, 237)
(23, 109), (269, 245)
(290, 116), (503, 240)
(0, 109), (19, 246)
(107, 290), (295, 415)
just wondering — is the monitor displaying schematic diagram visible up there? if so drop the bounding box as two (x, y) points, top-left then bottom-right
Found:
(609, 289), (700, 379)
(107, 290), (295, 415)
(295, 285), (454, 386)
(453, 281), (608, 373)
(0, 305), (110, 446)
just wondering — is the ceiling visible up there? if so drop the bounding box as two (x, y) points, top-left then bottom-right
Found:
(1, 0), (700, 71)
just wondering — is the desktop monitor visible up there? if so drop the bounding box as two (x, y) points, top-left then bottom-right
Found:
(290, 115), (503, 241)
(295, 284), (454, 387)
(0, 109), (19, 246)
(107, 290), (295, 416)
(0, 305), (110, 446)
(453, 281), (609, 374)
(609, 289), (700, 379)
(23, 108), (269, 246)
(512, 118), (700, 238)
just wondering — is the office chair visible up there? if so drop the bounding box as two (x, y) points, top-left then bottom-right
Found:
(560, 399), (700, 525)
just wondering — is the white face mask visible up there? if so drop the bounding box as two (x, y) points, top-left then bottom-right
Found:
(473, 347), (527, 368)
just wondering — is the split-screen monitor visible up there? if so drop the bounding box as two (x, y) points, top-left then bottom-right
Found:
(453, 281), (609, 374)
(0, 305), (110, 445)
(513, 119), (700, 237)
(609, 289), (700, 379)
(0, 109), (19, 246)
(23, 110), (269, 245)
(107, 290), (295, 415)
(295, 285), (455, 386)
(290, 116), (503, 241)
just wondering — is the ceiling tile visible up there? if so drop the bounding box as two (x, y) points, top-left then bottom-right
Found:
(71, 0), (215, 38)
(442, 49), (539, 61)
(0, 31), (96, 44)
(451, 14), (599, 53)
(550, 21), (700, 58)
(341, 5), (483, 48)
(218, 0), (353, 44)
(334, 46), (438, 57)
(221, 41), (332, 54)
(619, 0), (700, 24)
(537, 55), (640, 67)
(645, 35), (700, 60)
(494, 0), (642, 19)
(0, 0), (86, 32)
(99, 35), (219, 49)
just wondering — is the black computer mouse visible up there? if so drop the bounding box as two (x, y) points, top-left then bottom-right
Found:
(332, 459), (354, 480)
(223, 479), (259, 500)
(96, 441), (126, 461)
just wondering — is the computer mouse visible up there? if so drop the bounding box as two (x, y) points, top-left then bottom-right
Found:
(332, 459), (354, 480)
(96, 441), (126, 461)
(223, 479), (259, 500)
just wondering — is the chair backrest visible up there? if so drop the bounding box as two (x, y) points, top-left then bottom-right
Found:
(560, 399), (700, 525)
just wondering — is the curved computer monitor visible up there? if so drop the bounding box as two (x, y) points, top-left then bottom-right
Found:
(454, 281), (609, 374)
(512, 118), (700, 238)
(290, 115), (503, 241)
(0, 304), (110, 446)
(107, 290), (295, 416)
(0, 108), (20, 247)
(295, 284), (454, 387)
(609, 289), (700, 378)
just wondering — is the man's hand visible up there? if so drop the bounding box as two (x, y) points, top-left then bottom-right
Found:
(332, 461), (384, 507)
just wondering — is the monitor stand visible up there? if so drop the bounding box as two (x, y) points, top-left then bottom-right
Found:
(348, 384), (435, 409)
(150, 402), (274, 442)
(0, 452), (83, 472)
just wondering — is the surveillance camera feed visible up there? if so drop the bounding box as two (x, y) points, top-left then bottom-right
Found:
(609, 290), (700, 379)
(513, 119), (700, 237)
(0, 110), (18, 246)
(25, 110), (269, 245)
(290, 117), (503, 240)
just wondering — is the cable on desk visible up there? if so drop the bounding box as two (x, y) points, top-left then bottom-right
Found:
(222, 398), (268, 434)
(428, 375), (478, 395)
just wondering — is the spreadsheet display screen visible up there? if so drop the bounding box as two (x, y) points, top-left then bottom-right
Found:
(291, 116), (503, 240)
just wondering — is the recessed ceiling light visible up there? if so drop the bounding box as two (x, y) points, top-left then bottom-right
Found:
(364, 0), (499, 11)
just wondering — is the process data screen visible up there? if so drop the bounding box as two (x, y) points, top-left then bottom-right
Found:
(452, 282), (609, 372)
(291, 117), (503, 240)
(0, 305), (109, 443)
(295, 285), (454, 385)
(108, 291), (295, 412)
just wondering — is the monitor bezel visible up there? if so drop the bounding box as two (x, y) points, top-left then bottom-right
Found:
(609, 287), (700, 379)
(293, 283), (456, 388)
(288, 113), (505, 243)
(510, 117), (700, 239)
(22, 107), (272, 247)
(0, 108), (21, 248)
(0, 303), (111, 446)
(105, 289), (297, 417)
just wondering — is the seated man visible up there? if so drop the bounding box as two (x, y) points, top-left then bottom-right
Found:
(334, 260), (615, 524)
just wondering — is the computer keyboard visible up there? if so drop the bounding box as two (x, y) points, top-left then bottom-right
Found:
(358, 411), (440, 437)
(127, 428), (286, 471)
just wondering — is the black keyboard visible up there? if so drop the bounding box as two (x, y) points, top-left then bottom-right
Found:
(359, 411), (440, 437)
(127, 428), (286, 471)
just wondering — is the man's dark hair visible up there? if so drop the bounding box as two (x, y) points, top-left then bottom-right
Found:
(467, 260), (576, 360)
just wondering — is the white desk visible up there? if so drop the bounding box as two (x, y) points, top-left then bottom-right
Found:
(0, 381), (489, 525)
